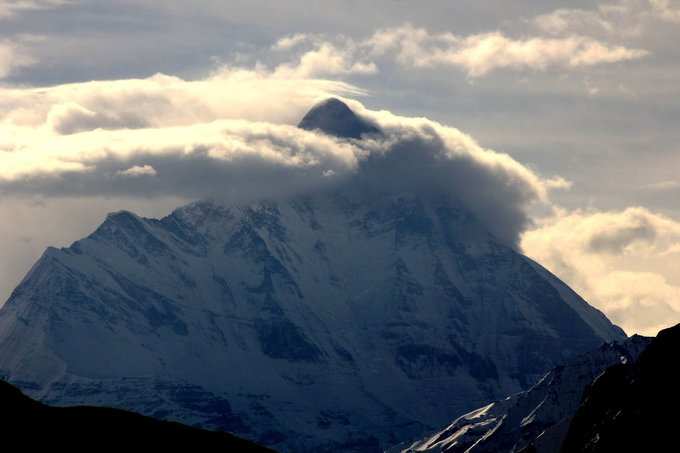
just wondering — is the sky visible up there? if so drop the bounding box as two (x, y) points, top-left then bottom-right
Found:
(1, 0), (680, 336)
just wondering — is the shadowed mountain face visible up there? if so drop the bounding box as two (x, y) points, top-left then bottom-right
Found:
(0, 100), (625, 453)
(559, 323), (680, 453)
(1, 379), (273, 451)
(394, 335), (651, 453)
(298, 98), (380, 138)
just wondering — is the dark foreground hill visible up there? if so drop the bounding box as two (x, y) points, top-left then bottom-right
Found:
(560, 323), (680, 453)
(0, 379), (273, 451)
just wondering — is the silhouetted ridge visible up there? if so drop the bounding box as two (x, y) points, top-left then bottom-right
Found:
(0, 379), (274, 451)
(298, 98), (380, 139)
(560, 323), (680, 453)
(397, 335), (651, 453)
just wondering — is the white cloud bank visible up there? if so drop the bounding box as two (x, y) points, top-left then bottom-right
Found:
(0, 66), (560, 246)
(523, 207), (680, 336)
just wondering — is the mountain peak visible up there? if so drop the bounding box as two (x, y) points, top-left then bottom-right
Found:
(298, 98), (380, 139)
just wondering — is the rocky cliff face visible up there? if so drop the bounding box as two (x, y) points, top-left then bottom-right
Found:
(0, 100), (625, 452)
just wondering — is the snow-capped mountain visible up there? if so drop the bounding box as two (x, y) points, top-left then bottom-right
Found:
(393, 335), (650, 453)
(0, 100), (625, 453)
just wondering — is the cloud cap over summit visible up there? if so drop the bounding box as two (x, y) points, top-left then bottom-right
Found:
(0, 77), (557, 247)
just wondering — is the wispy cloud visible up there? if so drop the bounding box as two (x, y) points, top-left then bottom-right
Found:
(273, 41), (378, 78)
(365, 24), (648, 77)
(270, 22), (648, 80)
(116, 164), (157, 178)
(272, 33), (310, 51)
(545, 176), (574, 191)
(0, 39), (34, 78)
(649, 0), (680, 23)
(643, 180), (680, 191)
(0, 0), (72, 19)
(533, 8), (617, 35)
(532, 0), (680, 38)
